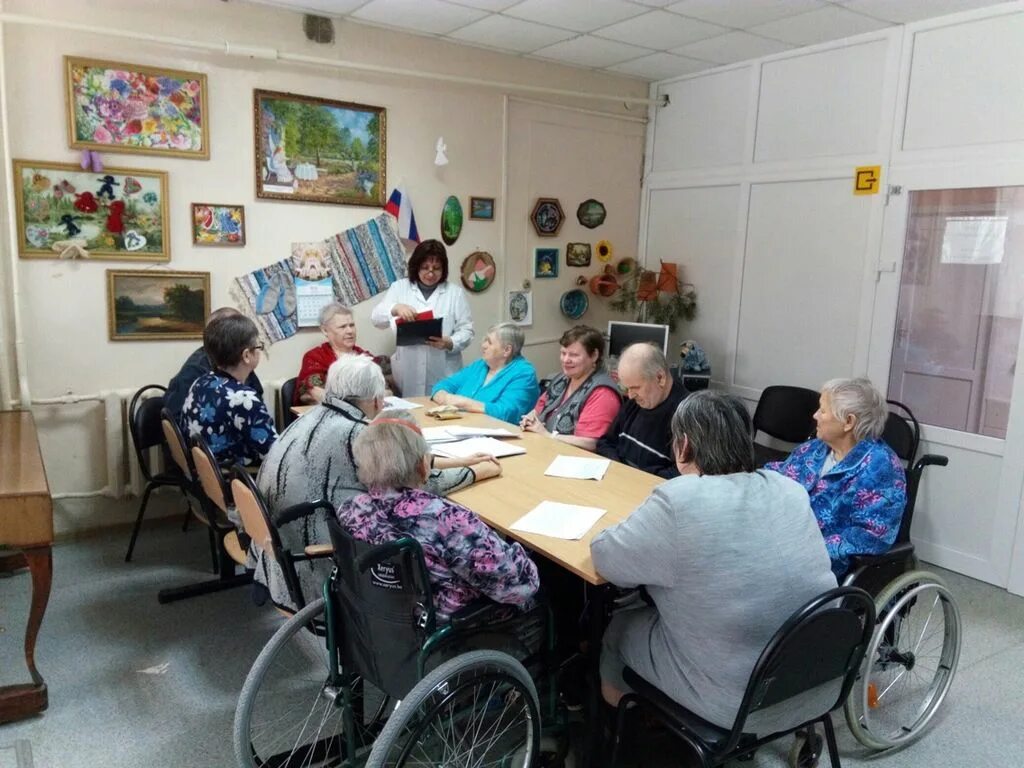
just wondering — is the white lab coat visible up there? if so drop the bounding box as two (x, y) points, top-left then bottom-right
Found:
(371, 278), (475, 397)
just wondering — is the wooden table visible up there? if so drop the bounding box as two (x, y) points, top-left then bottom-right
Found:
(0, 411), (53, 723)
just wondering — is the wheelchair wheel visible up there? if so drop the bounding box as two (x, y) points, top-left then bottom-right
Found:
(365, 649), (541, 768)
(844, 571), (961, 751)
(234, 597), (388, 767)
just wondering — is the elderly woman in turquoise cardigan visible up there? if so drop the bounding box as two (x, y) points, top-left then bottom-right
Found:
(765, 377), (907, 577)
(430, 322), (539, 424)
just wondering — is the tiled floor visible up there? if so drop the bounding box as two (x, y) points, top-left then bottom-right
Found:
(0, 521), (1021, 767)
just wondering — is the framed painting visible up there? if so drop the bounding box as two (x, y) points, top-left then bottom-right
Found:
(254, 89), (386, 207)
(191, 203), (245, 246)
(469, 196), (495, 221)
(107, 269), (210, 341)
(65, 57), (209, 159)
(566, 242), (592, 267)
(13, 160), (169, 261)
(534, 247), (559, 278)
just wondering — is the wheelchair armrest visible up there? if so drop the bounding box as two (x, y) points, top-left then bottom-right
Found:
(847, 541), (916, 572)
(448, 599), (505, 630)
(914, 453), (948, 472)
(275, 499), (335, 528)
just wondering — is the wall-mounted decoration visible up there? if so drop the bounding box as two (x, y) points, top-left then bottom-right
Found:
(254, 89), (386, 207)
(191, 203), (245, 246)
(566, 242), (591, 267)
(460, 251), (496, 293)
(559, 288), (589, 320)
(577, 198), (606, 229)
(616, 257), (636, 276)
(469, 196), (495, 221)
(531, 198), (564, 237)
(107, 269), (210, 341)
(13, 160), (169, 261)
(65, 57), (209, 160)
(534, 247), (559, 278)
(508, 290), (532, 326)
(589, 265), (619, 297)
(440, 195), (463, 245)
(596, 239), (613, 262)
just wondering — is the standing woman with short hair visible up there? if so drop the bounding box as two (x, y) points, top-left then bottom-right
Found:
(371, 239), (474, 397)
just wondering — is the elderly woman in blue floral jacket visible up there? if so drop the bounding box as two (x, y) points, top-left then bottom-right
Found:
(765, 377), (906, 577)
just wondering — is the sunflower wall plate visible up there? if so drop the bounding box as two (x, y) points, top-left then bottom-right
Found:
(460, 250), (496, 293)
(530, 197), (564, 237)
(596, 240), (613, 262)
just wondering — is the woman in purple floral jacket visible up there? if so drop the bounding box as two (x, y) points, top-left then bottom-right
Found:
(765, 378), (907, 577)
(337, 411), (539, 621)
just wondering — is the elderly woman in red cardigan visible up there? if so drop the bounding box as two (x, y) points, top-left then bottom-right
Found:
(294, 302), (383, 405)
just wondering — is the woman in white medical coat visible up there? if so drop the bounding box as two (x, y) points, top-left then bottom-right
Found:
(371, 239), (474, 396)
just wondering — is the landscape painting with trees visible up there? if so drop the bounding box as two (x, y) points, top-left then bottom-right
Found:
(107, 270), (210, 340)
(254, 89), (386, 207)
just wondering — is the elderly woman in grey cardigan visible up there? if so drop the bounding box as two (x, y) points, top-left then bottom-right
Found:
(592, 391), (836, 733)
(254, 354), (500, 612)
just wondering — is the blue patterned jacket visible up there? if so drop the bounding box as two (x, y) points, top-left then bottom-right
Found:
(180, 371), (277, 467)
(765, 438), (907, 576)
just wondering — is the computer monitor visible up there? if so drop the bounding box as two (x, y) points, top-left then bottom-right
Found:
(607, 321), (670, 358)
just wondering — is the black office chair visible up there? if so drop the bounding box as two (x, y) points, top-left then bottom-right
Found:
(752, 385), (820, 466)
(278, 377), (298, 430)
(124, 385), (194, 562)
(610, 586), (876, 768)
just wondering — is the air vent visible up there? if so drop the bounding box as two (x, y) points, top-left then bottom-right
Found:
(303, 14), (335, 45)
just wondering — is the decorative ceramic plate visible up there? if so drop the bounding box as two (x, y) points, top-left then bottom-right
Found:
(577, 199), (606, 229)
(559, 288), (589, 320)
(460, 250), (496, 293)
(530, 197), (565, 237)
(440, 195), (463, 245)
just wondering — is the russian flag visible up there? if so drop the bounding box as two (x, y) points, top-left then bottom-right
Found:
(384, 185), (420, 244)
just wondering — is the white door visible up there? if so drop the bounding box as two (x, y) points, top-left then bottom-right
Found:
(867, 168), (1024, 589)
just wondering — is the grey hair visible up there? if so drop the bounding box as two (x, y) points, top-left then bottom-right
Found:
(670, 390), (754, 475)
(489, 322), (525, 359)
(319, 302), (352, 327)
(821, 377), (888, 441)
(354, 409), (428, 489)
(620, 342), (669, 380)
(324, 354), (385, 401)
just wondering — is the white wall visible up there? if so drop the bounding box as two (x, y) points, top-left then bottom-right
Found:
(0, 0), (646, 534)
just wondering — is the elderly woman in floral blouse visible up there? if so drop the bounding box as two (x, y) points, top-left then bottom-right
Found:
(336, 410), (539, 620)
(765, 377), (907, 577)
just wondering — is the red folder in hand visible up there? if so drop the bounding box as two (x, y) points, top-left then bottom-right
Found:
(395, 310), (435, 325)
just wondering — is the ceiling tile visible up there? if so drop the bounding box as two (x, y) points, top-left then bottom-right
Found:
(671, 30), (792, 63)
(594, 9), (729, 49)
(665, 0), (830, 29)
(838, 0), (1007, 24)
(351, 0), (487, 35)
(243, 0), (371, 15)
(441, 0), (522, 10)
(447, 15), (576, 52)
(531, 35), (655, 68)
(608, 51), (710, 79)
(505, 0), (649, 33)
(748, 5), (892, 45)
(625, 0), (676, 6)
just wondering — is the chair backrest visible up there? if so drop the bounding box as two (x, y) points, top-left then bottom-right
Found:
(725, 586), (876, 753)
(752, 385), (819, 445)
(882, 400), (925, 544)
(278, 377), (298, 429)
(128, 385), (168, 482)
(326, 516), (437, 700)
(160, 407), (195, 481)
(191, 436), (232, 521)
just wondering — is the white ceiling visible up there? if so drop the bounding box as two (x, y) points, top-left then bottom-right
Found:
(240, 0), (1010, 81)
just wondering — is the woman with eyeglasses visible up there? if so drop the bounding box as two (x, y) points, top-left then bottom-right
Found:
(371, 239), (474, 397)
(179, 313), (277, 466)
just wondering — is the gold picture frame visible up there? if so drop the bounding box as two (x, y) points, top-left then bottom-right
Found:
(107, 269), (210, 341)
(13, 160), (170, 261)
(65, 56), (209, 160)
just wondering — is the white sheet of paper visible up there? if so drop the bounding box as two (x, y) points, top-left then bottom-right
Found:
(544, 455), (611, 481)
(383, 396), (423, 410)
(510, 501), (606, 540)
(422, 426), (460, 444)
(431, 437), (527, 459)
(443, 426), (518, 439)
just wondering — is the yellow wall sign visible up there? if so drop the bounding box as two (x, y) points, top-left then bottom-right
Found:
(854, 165), (881, 195)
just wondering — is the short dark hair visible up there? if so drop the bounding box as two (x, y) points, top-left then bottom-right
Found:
(204, 314), (258, 369)
(407, 239), (449, 283)
(671, 391), (754, 475)
(560, 325), (605, 367)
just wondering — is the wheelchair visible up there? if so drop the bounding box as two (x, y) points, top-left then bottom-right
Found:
(233, 514), (566, 768)
(790, 401), (962, 767)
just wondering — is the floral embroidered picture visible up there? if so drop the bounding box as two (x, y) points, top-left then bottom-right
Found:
(65, 57), (209, 159)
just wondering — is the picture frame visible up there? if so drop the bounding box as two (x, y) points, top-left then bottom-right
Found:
(566, 242), (592, 267)
(13, 160), (170, 261)
(469, 196), (495, 221)
(534, 247), (559, 278)
(577, 198), (606, 229)
(191, 203), (246, 246)
(531, 198), (565, 237)
(107, 269), (210, 341)
(65, 56), (209, 160)
(254, 89), (386, 207)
